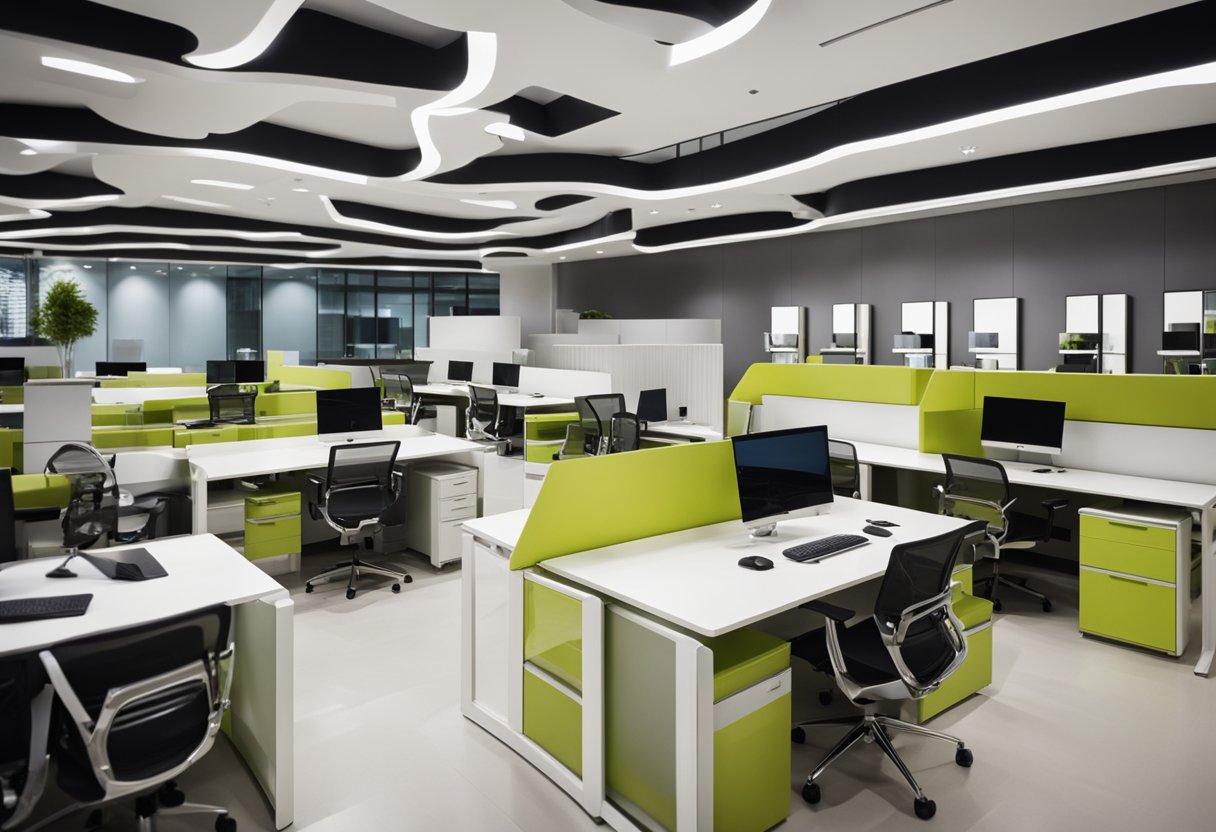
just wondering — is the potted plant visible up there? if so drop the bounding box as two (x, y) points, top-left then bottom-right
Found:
(579, 309), (612, 320)
(30, 278), (98, 379)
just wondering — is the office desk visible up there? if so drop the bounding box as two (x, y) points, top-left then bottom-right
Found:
(0, 535), (294, 829)
(641, 422), (722, 444)
(842, 440), (1216, 676)
(416, 383), (574, 410)
(184, 425), (489, 532)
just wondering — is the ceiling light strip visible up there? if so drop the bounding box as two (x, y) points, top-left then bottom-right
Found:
(0, 224), (305, 242)
(670, 0), (773, 66)
(319, 195), (512, 241)
(185, 0), (305, 69)
(819, 0), (955, 47)
(40, 56), (142, 83)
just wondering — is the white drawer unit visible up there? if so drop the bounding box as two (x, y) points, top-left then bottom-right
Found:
(407, 461), (479, 568)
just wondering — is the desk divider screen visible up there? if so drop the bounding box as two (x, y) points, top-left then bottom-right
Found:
(729, 364), (933, 407)
(275, 364), (353, 390)
(509, 441), (741, 571)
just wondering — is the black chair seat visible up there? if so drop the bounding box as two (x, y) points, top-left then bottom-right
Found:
(1004, 510), (1052, 545)
(793, 619), (959, 688)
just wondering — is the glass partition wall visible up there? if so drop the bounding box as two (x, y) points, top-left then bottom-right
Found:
(0, 257), (498, 370)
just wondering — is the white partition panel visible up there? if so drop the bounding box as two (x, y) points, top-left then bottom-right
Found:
(526, 333), (619, 368)
(549, 344), (724, 432)
(92, 386), (208, 404)
(760, 395), (921, 448)
(575, 318), (721, 345)
(430, 316), (521, 351)
(316, 363), (376, 388)
(415, 347), (516, 383)
(516, 366), (612, 397)
(1057, 421), (1216, 483)
(24, 380), (94, 472)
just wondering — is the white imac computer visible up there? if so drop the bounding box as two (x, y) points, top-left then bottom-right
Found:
(731, 425), (834, 538)
(980, 396), (1066, 461)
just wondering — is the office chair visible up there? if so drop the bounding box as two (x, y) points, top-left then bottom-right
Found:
(381, 371), (434, 425)
(608, 412), (641, 453)
(44, 443), (167, 550)
(304, 441), (412, 600)
(32, 605), (236, 832)
(936, 454), (1068, 612)
(828, 439), (861, 498)
(466, 384), (516, 453)
(552, 424), (586, 461)
(0, 468), (15, 564)
(790, 519), (987, 820)
(206, 384), (256, 425)
(577, 394), (625, 455)
(1, 656), (53, 831)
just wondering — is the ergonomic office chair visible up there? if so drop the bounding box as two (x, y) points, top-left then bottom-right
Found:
(577, 394), (625, 455)
(304, 441), (412, 600)
(32, 606), (236, 832)
(44, 443), (167, 551)
(552, 424), (586, 461)
(608, 412), (641, 453)
(381, 371), (434, 426)
(466, 384), (516, 453)
(1, 655), (53, 831)
(937, 454), (1068, 612)
(790, 519), (987, 820)
(828, 439), (861, 498)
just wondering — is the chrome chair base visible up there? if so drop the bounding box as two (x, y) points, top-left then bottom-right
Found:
(974, 561), (1052, 611)
(304, 559), (410, 599)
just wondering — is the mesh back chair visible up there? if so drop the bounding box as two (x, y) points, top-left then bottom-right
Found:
(608, 412), (641, 454)
(828, 439), (861, 498)
(937, 454), (1068, 612)
(304, 441), (412, 599)
(34, 606), (236, 832)
(466, 384), (516, 452)
(381, 371), (434, 425)
(552, 423), (586, 461)
(206, 384), (256, 425)
(577, 394), (625, 455)
(790, 519), (987, 820)
(1, 655), (53, 830)
(44, 443), (167, 551)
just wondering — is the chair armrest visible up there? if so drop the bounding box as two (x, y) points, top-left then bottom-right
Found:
(305, 473), (326, 508)
(801, 599), (855, 622)
(1041, 497), (1069, 510)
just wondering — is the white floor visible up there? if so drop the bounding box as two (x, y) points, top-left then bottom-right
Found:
(43, 552), (1216, 832)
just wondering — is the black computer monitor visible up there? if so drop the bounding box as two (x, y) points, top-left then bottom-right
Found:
(96, 361), (146, 377)
(636, 388), (667, 423)
(234, 360), (265, 383)
(206, 360), (236, 384)
(0, 358), (23, 386)
(980, 396), (1066, 455)
(448, 360), (473, 383)
(492, 361), (520, 388)
(731, 425), (833, 537)
(316, 387), (383, 435)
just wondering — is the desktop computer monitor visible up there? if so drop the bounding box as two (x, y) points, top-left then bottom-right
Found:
(206, 360), (236, 384)
(234, 360), (265, 383)
(492, 361), (520, 388)
(316, 387), (383, 435)
(980, 396), (1066, 456)
(0, 358), (23, 386)
(731, 425), (833, 537)
(96, 361), (146, 377)
(636, 388), (668, 423)
(448, 360), (473, 383)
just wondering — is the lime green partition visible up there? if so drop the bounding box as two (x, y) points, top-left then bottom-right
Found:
(0, 429), (21, 470)
(101, 372), (206, 387)
(12, 473), (71, 510)
(729, 364), (932, 406)
(918, 370), (982, 456)
(267, 350), (286, 378)
(26, 366), (62, 380)
(256, 391), (317, 417)
(277, 364), (351, 389)
(92, 404), (143, 426)
(0, 386), (23, 404)
(510, 441), (740, 570)
(92, 426), (175, 449)
(141, 396), (209, 423)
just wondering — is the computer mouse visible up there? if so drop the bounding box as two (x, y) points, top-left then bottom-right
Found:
(862, 525), (893, 537)
(738, 555), (774, 571)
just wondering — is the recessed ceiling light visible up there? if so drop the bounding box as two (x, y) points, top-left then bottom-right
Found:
(710, 202), (722, 209)
(19, 149), (37, 156)
(648, 209), (659, 215)
(82, 264), (92, 269)
(41, 56), (141, 84)
(292, 187), (310, 193)
(960, 145), (977, 155)
(129, 265), (136, 270)
(687, 208), (696, 213)
(163, 195), (230, 209)
(595, 250), (604, 254)
(190, 179), (254, 190)
(484, 122), (525, 141)
(748, 89), (759, 95)
(559, 256), (567, 260)
(176, 266), (183, 270)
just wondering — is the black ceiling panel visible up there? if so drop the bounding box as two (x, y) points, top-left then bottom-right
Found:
(329, 199), (537, 232)
(487, 94), (619, 138)
(0, 172), (123, 200)
(634, 211), (807, 248)
(1, 232), (334, 252)
(588, 1), (756, 27)
(9, 247), (484, 271)
(536, 194), (594, 211)
(488, 209), (632, 250)
(0, 0), (197, 64)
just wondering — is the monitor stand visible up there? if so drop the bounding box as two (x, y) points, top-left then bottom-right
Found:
(1015, 450), (1055, 467)
(749, 523), (778, 540)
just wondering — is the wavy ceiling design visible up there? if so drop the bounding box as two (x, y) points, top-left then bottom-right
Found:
(0, 1), (1212, 267)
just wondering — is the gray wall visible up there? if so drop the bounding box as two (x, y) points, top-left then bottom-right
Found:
(263, 270), (318, 365)
(169, 265), (227, 370)
(556, 180), (1216, 390)
(107, 265), (170, 367)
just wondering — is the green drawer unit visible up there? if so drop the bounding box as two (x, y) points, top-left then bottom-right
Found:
(1079, 569), (1176, 654)
(246, 490), (300, 520)
(244, 489), (301, 561)
(92, 427), (175, 450)
(907, 593), (993, 723)
(523, 579), (583, 692)
(173, 425), (240, 447)
(523, 666), (582, 777)
(1081, 536), (1175, 583)
(1080, 514), (1176, 552)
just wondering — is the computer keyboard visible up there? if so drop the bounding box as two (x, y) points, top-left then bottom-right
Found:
(782, 534), (870, 563)
(0, 593), (93, 623)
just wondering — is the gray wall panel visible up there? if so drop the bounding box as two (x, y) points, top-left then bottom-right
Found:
(860, 218), (935, 365)
(934, 207), (1013, 367)
(1164, 179), (1216, 290)
(107, 263), (169, 367)
(790, 229), (862, 356)
(169, 267), (226, 372)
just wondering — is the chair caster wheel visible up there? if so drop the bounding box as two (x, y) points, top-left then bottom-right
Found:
(346, 589), (356, 600)
(818, 690), (833, 707)
(790, 726), (806, 744)
(216, 815), (237, 832)
(992, 599), (1002, 612)
(158, 781), (186, 807)
(403, 574), (413, 583)
(304, 584), (314, 594)
(391, 583), (401, 593)
(914, 797), (936, 819)
(1042, 600), (1053, 612)
(955, 746), (973, 767)
(802, 782), (821, 805)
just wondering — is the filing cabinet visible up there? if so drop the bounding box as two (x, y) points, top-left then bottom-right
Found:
(406, 462), (478, 568)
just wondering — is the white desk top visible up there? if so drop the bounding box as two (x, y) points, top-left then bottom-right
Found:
(416, 383), (573, 409)
(0, 534), (284, 657)
(187, 424), (483, 481)
(847, 441), (1216, 510)
(642, 422), (723, 442)
(540, 497), (970, 637)
(463, 509), (530, 551)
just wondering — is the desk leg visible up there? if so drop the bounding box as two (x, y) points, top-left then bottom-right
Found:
(1195, 502), (1215, 677)
(191, 463), (208, 534)
(230, 591), (295, 829)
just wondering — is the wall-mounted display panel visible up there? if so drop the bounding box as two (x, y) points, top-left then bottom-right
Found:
(765, 306), (805, 364)
(821, 303), (871, 365)
(1059, 293), (1128, 374)
(893, 301), (947, 369)
(970, 297), (1019, 369)
(1158, 290), (1210, 374)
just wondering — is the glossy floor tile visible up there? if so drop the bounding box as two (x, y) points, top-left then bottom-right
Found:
(38, 552), (1216, 831)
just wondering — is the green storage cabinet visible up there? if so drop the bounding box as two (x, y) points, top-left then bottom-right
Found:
(244, 489), (301, 560)
(173, 425), (239, 448)
(524, 412), (578, 463)
(523, 667), (583, 777)
(1079, 504), (1192, 656)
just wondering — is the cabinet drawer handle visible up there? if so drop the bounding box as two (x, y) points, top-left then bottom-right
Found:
(1107, 521), (1150, 532)
(1108, 574), (1149, 587)
(247, 514), (298, 524)
(249, 496), (288, 506)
